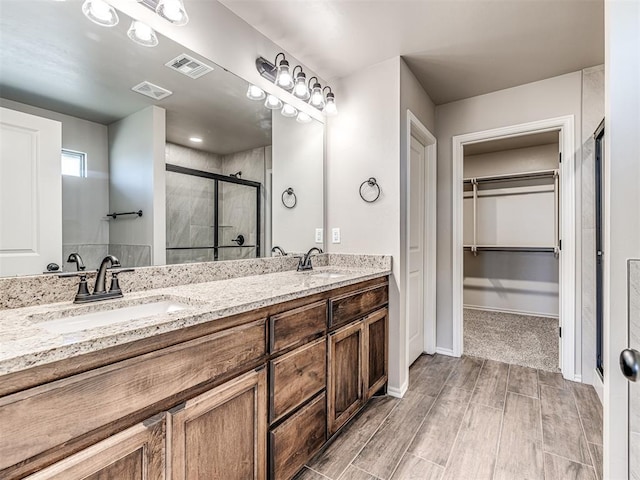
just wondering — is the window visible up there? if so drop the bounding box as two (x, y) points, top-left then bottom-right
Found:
(61, 149), (87, 177)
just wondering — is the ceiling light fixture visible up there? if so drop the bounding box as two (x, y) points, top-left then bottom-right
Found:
(323, 86), (338, 116)
(246, 84), (266, 101)
(127, 20), (159, 47)
(308, 77), (325, 109)
(156, 0), (189, 26)
(189, 136), (203, 143)
(292, 66), (310, 100)
(296, 111), (312, 124)
(82, 0), (119, 27)
(264, 94), (283, 110)
(281, 103), (298, 118)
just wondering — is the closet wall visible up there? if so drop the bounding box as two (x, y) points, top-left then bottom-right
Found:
(463, 138), (560, 317)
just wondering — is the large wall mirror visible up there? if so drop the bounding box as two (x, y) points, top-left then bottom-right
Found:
(0, 1), (324, 277)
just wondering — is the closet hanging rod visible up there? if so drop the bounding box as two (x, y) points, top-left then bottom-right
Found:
(463, 168), (558, 184)
(463, 245), (556, 253)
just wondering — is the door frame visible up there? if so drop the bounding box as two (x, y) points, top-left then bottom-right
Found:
(405, 110), (437, 364)
(451, 115), (577, 381)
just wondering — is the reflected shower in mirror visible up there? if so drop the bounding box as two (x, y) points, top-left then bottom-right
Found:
(0, 1), (324, 277)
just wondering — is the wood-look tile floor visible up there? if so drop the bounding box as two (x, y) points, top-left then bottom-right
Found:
(297, 354), (603, 480)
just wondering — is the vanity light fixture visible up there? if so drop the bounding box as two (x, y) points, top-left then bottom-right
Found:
(189, 136), (203, 143)
(292, 66), (310, 100)
(281, 103), (298, 118)
(296, 111), (312, 124)
(82, 0), (119, 27)
(127, 21), (159, 47)
(308, 77), (325, 109)
(156, 0), (189, 26)
(323, 86), (338, 116)
(246, 84), (266, 101)
(264, 94), (283, 110)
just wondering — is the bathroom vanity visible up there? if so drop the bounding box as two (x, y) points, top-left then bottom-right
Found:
(0, 264), (390, 480)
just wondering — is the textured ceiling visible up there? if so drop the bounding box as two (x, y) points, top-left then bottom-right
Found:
(220, 0), (604, 104)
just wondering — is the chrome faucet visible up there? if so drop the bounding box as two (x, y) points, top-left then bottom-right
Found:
(271, 246), (287, 256)
(60, 254), (133, 304)
(297, 248), (323, 271)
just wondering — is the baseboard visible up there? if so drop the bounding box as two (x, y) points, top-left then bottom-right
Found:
(463, 304), (559, 320)
(573, 374), (582, 383)
(387, 379), (408, 398)
(435, 347), (456, 357)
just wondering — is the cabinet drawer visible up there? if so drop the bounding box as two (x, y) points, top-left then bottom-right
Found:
(270, 337), (326, 423)
(329, 283), (388, 328)
(270, 301), (327, 354)
(270, 393), (326, 480)
(0, 319), (266, 473)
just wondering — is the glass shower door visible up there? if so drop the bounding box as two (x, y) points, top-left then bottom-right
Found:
(217, 179), (260, 261)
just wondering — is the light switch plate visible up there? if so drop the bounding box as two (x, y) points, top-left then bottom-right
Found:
(332, 227), (341, 244)
(315, 228), (323, 243)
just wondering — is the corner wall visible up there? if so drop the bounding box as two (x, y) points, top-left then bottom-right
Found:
(327, 57), (436, 395)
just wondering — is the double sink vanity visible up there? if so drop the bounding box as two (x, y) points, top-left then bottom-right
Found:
(0, 254), (391, 480)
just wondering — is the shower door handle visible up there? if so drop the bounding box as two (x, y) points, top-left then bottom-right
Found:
(620, 348), (640, 382)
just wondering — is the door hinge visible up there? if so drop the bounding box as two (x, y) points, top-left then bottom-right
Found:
(559, 152), (562, 163)
(559, 327), (562, 338)
(559, 239), (562, 250)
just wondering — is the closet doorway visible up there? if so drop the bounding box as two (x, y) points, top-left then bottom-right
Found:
(452, 116), (576, 380)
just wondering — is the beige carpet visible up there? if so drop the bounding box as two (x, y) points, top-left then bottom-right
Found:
(463, 308), (560, 372)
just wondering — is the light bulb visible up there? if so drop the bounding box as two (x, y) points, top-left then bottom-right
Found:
(293, 74), (310, 100)
(275, 60), (294, 90)
(309, 83), (325, 108)
(82, 0), (119, 27)
(127, 21), (158, 47)
(264, 94), (283, 110)
(323, 93), (338, 116)
(156, 0), (189, 26)
(246, 85), (266, 101)
(281, 103), (298, 118)
(296, 111), (312, 124)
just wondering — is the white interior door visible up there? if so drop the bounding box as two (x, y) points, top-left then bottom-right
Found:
(0, 107), (62, 276)
(408, 135), (426, 365)
(605, 1), (640, 478)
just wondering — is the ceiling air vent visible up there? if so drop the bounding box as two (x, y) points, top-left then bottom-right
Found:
(137, 0), (159, 11)
(131, 81), (173, 100)
(165, 54), (214, 79)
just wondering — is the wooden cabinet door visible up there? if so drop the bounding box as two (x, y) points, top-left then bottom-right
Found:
(169, 368), (267, 480)
(364, 308), (389, 400)
(25, 414), (165, 480)
(327, 320), (364, 436)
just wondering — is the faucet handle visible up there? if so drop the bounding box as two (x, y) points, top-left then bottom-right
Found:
(108, 268), (134, 294)
(59, 271), (91, 301)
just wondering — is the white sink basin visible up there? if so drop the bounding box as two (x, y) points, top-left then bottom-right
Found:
(39, 300), (190, 334)
(310, 272), (347, 279)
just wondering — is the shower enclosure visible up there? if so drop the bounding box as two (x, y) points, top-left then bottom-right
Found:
(165, 164), (261, 264)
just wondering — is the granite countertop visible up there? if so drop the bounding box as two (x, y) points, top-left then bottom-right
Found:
(0, 265), (390, 376)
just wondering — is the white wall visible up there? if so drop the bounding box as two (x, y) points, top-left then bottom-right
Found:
(435, 72), (583, 368)
(580, 65), (604, 388)
(272, 114), (323, 254)
(327, 57), (436, 395)
(108, 106), (166, 267)
(0, 98), (110, 270)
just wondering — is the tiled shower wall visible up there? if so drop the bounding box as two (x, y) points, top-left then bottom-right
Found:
(165, 142), (267, 264)
(580, 65), (604, 387)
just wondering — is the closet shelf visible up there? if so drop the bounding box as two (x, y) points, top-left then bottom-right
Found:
(463, 168), (557, 184)
(463, 245), (558, 254)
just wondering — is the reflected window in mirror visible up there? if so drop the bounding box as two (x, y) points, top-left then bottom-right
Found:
(61, 150), (87, 178)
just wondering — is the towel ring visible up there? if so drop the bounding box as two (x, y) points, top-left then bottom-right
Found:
(359, 177), (381, 203)
(281, 187), (297, 209)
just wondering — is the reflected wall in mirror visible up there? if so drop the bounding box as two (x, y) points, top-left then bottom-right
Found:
(0, 1), (324, 277)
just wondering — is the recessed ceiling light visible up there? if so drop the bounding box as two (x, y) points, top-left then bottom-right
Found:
(189, 137), (203, 143)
